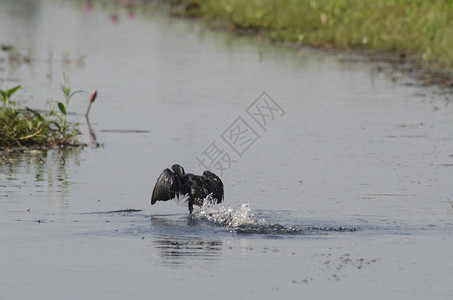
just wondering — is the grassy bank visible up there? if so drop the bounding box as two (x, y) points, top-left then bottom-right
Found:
(179, 0), (453, 73)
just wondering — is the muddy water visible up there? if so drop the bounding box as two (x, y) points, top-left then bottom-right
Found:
(1, 0), (453, 299)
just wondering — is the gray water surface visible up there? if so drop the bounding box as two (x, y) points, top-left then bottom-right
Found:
(1, 0), (453, 299)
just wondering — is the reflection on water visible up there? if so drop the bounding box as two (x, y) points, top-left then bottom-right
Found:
(153, 235), (222, 266)
(149, 215), (223, 265)
(0, 149), (81, 201)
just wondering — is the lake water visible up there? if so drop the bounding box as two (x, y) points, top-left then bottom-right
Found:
(1, 0), (453, 299)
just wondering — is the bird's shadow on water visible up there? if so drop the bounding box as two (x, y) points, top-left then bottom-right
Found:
(151, 234), (223, 266)
(82, 211), (225, 266)
(146, 214), (224, 266)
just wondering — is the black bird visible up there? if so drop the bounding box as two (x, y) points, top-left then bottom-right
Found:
(151, 164), (224, 213)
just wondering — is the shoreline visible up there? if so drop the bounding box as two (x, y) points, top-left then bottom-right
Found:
(173, 0), (453, 92)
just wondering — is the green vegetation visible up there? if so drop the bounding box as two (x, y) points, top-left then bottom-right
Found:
(178, 0), (453, 71)
(0, 82), (83, 149)
(55, 83), (83, 136)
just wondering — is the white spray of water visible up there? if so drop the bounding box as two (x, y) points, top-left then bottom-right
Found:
(193, 198), (356, 234)
(195, 202), (261, 228)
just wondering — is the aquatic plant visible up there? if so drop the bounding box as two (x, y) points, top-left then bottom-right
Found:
(85, 89), (97, 118)
(3, 45), (34, 64)
(0, 82), (85, 149)
(0, 85), (50, 147)
(54, 80), (83, 136)
(0, 85), (21, 112)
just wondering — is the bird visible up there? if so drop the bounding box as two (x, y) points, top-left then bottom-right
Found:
(151, 164), (224, 213)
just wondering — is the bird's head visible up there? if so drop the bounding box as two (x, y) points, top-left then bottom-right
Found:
(171, 164), (185, 175)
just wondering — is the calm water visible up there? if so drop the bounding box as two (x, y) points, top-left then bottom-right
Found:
(1, 0), (453, 299)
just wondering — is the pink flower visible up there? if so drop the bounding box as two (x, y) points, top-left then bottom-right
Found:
(128, 10), (135, 20)
(89, 90), (97, 103)
(84, 2), (93, 15)
(110, 14), (119, 25)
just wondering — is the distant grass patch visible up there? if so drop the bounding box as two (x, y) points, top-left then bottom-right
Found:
(0, 83), (83, 150)
(177, 0), (453, 70)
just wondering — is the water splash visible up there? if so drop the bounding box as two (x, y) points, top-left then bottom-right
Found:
(194, 202), (357, 235)
(196, 202), (259, 228)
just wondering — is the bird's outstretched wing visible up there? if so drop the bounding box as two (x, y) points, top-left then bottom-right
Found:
(151, 168), (181, 205)
(203, 171), (224, 203)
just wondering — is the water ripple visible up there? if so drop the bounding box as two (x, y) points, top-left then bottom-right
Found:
(194, 202), (358, 235)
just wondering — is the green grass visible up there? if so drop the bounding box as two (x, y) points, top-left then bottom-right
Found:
(0, 83), (83, 149)
(178, 0), (453, 70)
